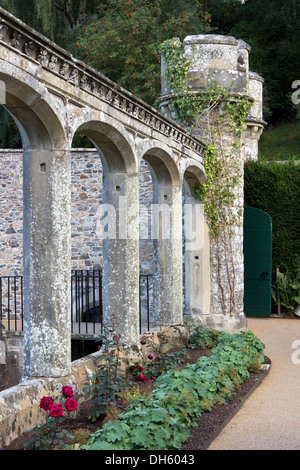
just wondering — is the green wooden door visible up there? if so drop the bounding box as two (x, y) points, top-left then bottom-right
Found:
(243, 206), (272, 317)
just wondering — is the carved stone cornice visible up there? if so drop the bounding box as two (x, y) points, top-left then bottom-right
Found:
(0, 7), (205, 158)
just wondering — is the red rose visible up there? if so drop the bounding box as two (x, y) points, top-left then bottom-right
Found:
(138, 366), (143, 371)
(138, 374), (146, 381)
(49, 403), (64, 418)
(65, 398), (78, 412)
(61, 386), (74, 398)
(39, 396), (53, 411)
(130, 365), (136, 370)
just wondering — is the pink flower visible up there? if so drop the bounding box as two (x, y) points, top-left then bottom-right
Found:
(148, 354), (153, 359)
(49, 403), (64, 418)
(61, 386), (74, 398)
(65, 398), (78, 412)
(39, 396), (53, 411)
(138, 374), (146, 381)
(140, 339), (146, 345)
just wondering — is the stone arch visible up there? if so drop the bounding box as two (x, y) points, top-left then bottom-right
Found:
(142, 148), (181, 187)
(182, 163), (211, 320)
(182, 163), (206, 194)
(0, 69), (71, 378)
(137, 142), (182, 327)
(0, 72), (66, 149)
(75, 120), (138, 173)
(71, 119), (140, 345)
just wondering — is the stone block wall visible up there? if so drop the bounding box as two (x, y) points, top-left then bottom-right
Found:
(0, 150), (23, 275)
(0, 149), (155, 275)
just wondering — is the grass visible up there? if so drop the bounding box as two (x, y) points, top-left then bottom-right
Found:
(258, 120), (300, 161)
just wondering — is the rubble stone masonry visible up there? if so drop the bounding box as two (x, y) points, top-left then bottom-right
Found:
(0, 148), (154, 276)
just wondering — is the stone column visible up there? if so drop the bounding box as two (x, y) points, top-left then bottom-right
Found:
(184, 195), (211, 318)
(244, 71), (265, 161)
(23, 149), (71, 378)
(101, 171), (140, 345)
(152, 181), (183, 327)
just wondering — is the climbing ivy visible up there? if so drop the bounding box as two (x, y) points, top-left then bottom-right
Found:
(159, 38), (252, 314)
(159, 38), (252, 239)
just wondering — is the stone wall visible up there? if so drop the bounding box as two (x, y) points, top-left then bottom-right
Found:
(0, 149), (154, 275)
(0, 150), (23, 275)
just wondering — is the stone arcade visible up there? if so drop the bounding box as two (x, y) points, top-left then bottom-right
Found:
(0, 7), (265, 443)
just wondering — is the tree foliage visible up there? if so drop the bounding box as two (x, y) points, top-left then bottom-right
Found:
(75, 0), (213, 105)
(207, 0), (300, 123)
(1, 0), (300, 147)
(0, 0), (100, 147)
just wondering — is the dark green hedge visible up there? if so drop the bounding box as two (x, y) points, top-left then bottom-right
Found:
(244, 159), (300, 310)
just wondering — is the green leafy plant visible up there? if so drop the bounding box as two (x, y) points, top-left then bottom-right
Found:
(82, 328), (265, 450)
(24, 386), (77, 450)
(82, 326), (127, 422)
(188, 326), (220, 349)
(272, 270), (300, 315)
(119, 385), (150, 408)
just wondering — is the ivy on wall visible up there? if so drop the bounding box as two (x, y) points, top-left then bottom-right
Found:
(159, 38), (252, 239)
(159, 38), (253, 315)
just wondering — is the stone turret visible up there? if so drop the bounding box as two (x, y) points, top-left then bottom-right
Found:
(160, 34), (265, 160)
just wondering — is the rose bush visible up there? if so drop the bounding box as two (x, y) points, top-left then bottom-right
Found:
(84, 330), (265, 450)
(26, 386), (78, 450)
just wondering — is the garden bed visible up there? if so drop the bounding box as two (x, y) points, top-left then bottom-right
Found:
(2, 332), (270, 451)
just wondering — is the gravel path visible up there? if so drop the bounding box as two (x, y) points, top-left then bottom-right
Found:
(208, 317), (300, 450)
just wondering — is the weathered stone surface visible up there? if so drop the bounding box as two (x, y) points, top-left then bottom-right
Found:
(0, 7), (207, 378)
(159, 34), (265, 331)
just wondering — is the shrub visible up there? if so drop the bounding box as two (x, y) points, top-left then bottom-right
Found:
(82, 329), (265, 450)
(75, 0), (213, 105)
(244, 159), (300, 313)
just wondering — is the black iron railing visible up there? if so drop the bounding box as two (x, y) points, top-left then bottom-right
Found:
(71, 270), (102, 335)
(0, 271), (153, 335)
(0, 275), (24, 332)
